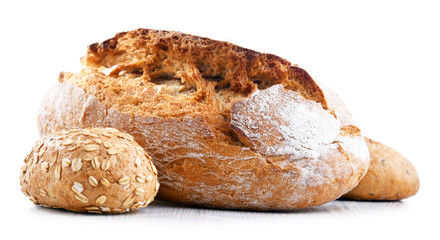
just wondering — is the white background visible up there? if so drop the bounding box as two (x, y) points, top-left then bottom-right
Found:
(1, 0), (439, 239)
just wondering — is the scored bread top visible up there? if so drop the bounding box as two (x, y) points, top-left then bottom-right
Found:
(82, 29), (325, 103)
(64, 29), (338, 145)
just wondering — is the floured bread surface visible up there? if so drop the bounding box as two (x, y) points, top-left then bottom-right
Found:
(231, 85), (340, 159)
(38, 28), (370, 210)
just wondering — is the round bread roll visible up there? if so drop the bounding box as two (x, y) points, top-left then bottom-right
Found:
(19, 128), (159, 213)
(343, 137), (419, 200)
(37, 28), (370, 210)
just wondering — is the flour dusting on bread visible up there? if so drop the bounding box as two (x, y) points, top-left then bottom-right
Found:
(231, 84), (340, 159)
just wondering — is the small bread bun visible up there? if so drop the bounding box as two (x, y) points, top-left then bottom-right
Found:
(19, 128), (159, 213)
(343, 137), (419, 200)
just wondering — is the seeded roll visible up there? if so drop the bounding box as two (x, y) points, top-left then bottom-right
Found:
(19, 128), (159, 213)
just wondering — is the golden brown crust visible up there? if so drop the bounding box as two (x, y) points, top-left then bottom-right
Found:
(20, 128), (159, 213)
(343, 138), (419, 200)
(82, 28), (327, 107)
(38, 28), (370, 210)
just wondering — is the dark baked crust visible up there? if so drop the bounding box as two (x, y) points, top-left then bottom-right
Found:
(83, 28), (327, 107)
(38, 28), (370, 210)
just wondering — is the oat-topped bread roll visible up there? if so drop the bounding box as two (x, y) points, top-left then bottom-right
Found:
(20, 128), (159, 213)
(343, 137), (419, 200)
(38, 28), (370, 210)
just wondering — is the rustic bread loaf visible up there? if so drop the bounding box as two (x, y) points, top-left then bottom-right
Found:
(20, 128), (159, 213)
(38, 28), (370, 210)
(343, 137), (419, 200)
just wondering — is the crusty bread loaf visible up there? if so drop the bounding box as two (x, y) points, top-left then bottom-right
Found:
(38, 28), (370, 210)
(343, 138), (419, 200)
(20, 128), (159, 213)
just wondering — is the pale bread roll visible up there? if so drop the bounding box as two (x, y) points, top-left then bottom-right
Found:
(343, 138), (419, 200)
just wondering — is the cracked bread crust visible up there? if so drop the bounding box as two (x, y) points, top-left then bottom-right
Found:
(38, 28), (369, 210)
(83, 29), (326, 106)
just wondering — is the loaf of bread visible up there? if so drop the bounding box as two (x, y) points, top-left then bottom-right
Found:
(38, 28), (370, 210)
(20, 128), (159, 213)
(343, 137), (419, 200)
